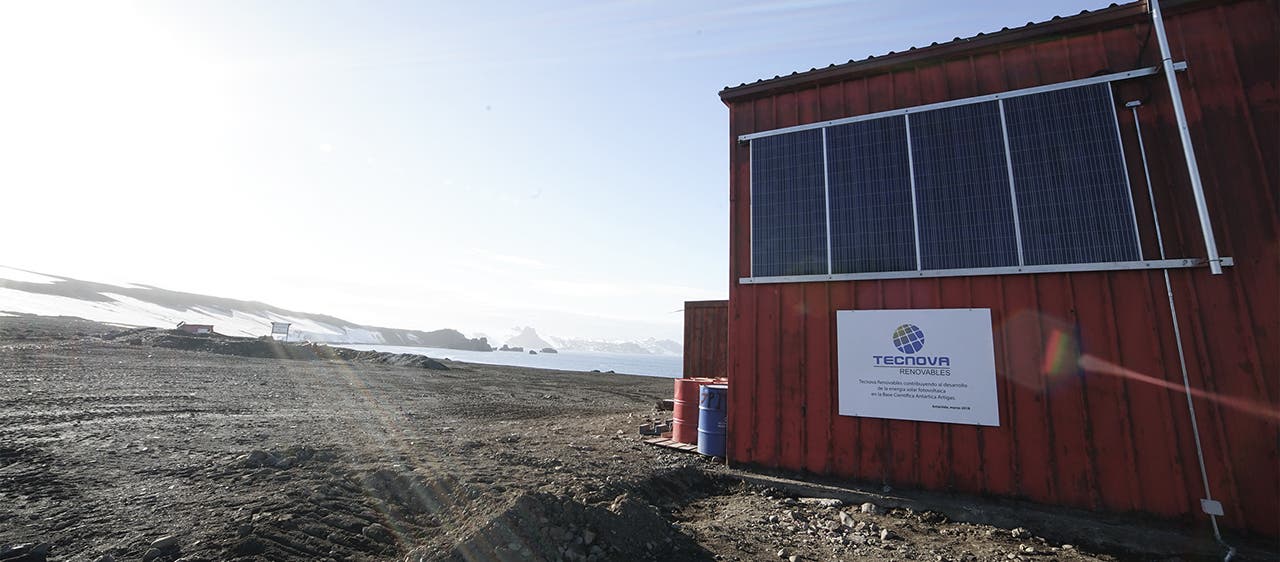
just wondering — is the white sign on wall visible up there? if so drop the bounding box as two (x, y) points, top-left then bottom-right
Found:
(837, 308), (1000, 426)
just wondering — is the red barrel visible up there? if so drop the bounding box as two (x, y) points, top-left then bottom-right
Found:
(672, 377), (728, 444)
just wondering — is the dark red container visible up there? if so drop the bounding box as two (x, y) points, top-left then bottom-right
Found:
(684, 300), (728, 380)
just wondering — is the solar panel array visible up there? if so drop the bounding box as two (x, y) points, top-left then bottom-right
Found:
(749, 82), (1141, 278)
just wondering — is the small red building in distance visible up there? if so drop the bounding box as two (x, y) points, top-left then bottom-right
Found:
(712, 0), (1277, 538)
(176, 322), (214, 335)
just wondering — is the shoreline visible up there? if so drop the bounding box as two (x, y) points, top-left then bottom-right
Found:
(332, 342), (684, 378)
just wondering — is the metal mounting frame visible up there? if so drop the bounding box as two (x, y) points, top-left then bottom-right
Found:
(739, 257), (1234, 285)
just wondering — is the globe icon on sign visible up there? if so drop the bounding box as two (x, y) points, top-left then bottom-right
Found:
(892, 324), (925, 354)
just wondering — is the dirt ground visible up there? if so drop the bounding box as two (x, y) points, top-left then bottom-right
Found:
(1, 316), (1273, 562)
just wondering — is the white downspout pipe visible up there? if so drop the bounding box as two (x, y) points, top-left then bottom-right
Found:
(1128, 100), (1236, 562)
(1148, 0), (1223, 274)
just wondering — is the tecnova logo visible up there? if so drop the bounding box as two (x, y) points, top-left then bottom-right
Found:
(891, 324), (925, 354)
(874, 323), (951, 367)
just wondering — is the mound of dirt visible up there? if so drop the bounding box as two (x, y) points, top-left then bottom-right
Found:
(106, 328), (448, 370)
(412, 470), (722, 562)
(146, 448), (479, 561)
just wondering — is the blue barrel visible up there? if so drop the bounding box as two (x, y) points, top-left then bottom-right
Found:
(697, 384), (728, 457)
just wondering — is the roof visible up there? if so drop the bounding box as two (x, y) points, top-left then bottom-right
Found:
(719, 0), (1209, 103)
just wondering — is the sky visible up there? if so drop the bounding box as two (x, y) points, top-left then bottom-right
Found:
(0, 0), (1113, 343)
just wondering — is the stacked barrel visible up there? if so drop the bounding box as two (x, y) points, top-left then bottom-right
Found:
(672, 377), (728, 456)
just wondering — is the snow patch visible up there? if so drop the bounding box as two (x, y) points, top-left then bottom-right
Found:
(0, 288), (153, 326)
(0, 288), (370, 341)
(549, 336), (683, 356)
(0, 266), (62, 285)
(261, 311), (346, 337)
(0, 275), (462, 348)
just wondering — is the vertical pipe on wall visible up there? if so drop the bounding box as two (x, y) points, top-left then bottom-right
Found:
(1148, 0), (1223, 274)
(1109, 83), (1146, 262)
(1128, 100), (1235, 559)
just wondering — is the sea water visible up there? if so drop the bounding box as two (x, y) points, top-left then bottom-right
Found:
(333, 343), (682, 378)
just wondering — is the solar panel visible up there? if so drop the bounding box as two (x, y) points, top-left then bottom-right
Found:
(1002, 83), (1141, 265)
(746, 81), (1146, 280)
(750, 129), (828, 277)
(825, 116), (917, 273)
(908, 102), (1020, 270)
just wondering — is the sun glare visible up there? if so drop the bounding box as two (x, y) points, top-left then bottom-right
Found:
(0, 3), (234, 208)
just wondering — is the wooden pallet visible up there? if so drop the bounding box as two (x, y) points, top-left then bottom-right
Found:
(643, 437), (700, 454)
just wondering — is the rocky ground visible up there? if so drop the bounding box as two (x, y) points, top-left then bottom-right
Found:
(0, 316), (1273, 562)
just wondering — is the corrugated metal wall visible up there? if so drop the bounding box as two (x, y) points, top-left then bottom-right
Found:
(723, 0), (1278, 536)
(684, 300), (729, 379)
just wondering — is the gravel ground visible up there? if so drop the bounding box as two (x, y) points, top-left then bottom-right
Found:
(0, 316), (1273, 562)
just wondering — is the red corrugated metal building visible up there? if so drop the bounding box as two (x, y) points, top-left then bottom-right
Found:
(719, 0), (1277, 537)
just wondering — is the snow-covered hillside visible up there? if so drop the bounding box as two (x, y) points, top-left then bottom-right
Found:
(0, 266), (490, 350)
(548, 335), (682, 356)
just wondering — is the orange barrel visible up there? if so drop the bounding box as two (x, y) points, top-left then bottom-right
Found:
(673, 378), (708, 444)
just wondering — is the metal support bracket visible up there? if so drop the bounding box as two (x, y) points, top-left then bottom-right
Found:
(1201, 499), (1226, 517)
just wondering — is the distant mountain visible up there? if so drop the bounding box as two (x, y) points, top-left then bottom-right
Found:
(502, 327), (681, 356)
(644, 338), (684, 355)
(504, 326), (552, 350)
(549, 336), (682, 356)
(0, 266), (492, 351)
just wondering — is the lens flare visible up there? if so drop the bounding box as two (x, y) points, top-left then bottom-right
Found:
(1077, 354), (1279, 423)
(1041, 328), (1080, 378)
